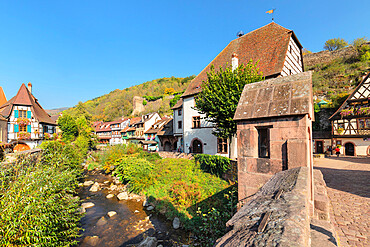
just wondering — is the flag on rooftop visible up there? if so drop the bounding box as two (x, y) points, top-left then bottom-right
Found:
(266, 9), (274, 14)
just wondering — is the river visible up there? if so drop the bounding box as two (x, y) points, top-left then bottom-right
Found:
(76, 169), (191, 247)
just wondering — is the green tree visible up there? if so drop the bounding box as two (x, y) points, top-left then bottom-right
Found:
(324, 38), (348, 51)
(352, 37), (369, 49)
(57, 114), (78, 142)
(195, 62), (263, 153)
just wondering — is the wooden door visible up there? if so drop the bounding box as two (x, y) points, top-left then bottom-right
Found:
(345, 143), (355, 156)
(316, 141), (323, 154)
(192, 139), (203, 154)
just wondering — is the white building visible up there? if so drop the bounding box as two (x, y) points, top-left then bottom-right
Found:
(0, 83), (56, 151)
(329, 72), (370, 156)
(177, 23), (304, 158)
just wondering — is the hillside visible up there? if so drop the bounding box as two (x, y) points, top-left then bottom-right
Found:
(304, 43), (370, 107)
(46, 107), (70, 116)
(64, 76), (195, 121)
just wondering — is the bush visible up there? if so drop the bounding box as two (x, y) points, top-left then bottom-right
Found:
(0, 149), (82, 246)
(113, 157), (155, 193)
(194, 154), (231, 178)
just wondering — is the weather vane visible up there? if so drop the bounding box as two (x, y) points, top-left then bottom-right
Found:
(266, 8), (276, 22)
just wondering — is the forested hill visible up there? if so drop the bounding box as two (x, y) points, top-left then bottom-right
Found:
(64, 76), (195, 121)
(303, 42), (370, 107)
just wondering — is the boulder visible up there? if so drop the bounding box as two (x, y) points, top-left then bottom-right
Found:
(173, 217), (180, 229)
(138, 236), (158, 247)
(107, 211), (117, 217)
(117, 192), (129, 200)
(84, 181), (94, 186)
(146, 206), (154, 211)
(89, 182), (101, 192)
(77, 207), (86, 214)
(104, 181), (110, 184)
(106, 194), (114, 199)
(96, 216), (107, 226)
(143, 200), (149, 207)
(81, 202), (95, 209)
(83, 236), (100, 246)
(110, 184), (118, 191)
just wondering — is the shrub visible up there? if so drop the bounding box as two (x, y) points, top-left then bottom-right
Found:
(169, 181), (202, 208)
(194, 154), (231, 177)
(113, 157), (154, 193)
(0, 150), (82, 246)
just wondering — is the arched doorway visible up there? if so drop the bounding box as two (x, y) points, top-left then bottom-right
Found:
(173, 142), (177, 151)
(14, 143), (30, 152)
(192, 139), (203, 154)
(344, 142), (355, 156)
(164, 141), (171, 151)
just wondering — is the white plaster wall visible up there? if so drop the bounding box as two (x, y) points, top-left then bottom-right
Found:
(173, 108), (183, 135)
(281, 37), (303, 76)
(183, 96), (219, 155)
(144, 113), (161, 132)
(338, 138), (370, 156)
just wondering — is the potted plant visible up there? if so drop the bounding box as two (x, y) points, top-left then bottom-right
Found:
(16, 118), (30, 126)
(337, 128), (344, 135)
(18, 132), (31, 140)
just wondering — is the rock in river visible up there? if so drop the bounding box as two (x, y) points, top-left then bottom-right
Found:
(81, 202), (95, 209)
(84, 180), (94, 186)
(146, 205), (154, 211)
(89, 182), (101, 192)
(107, 211), (117, 217)
(117, 192), (129, 200)
(83, 236), (100, 246)
(173, 217), (180, 229)
(106, 194), (114, 199)
(138, 236), (157, 247)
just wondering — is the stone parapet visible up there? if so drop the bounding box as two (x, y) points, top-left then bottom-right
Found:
(216, 167), (311, 247)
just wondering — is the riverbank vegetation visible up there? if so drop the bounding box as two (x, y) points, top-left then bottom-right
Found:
(88, 144), (237, 246)
(0, 141), (85, 246)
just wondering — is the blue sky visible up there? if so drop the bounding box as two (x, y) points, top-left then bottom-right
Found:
(0, 0), (369, 109)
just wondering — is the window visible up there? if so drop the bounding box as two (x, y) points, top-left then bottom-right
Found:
(289, 45), (292, 53)
(336, 140), (342, 146)
(19, 110), (27, 118)
(178, 121), (182, 129)
(178, 108), (182, 116)
(192, 116), (201, 128)
(358, 119), (370, 129)
(258, 128), (270, 158)
(217, 138), (228, 154)
(19, 125), (27, 132)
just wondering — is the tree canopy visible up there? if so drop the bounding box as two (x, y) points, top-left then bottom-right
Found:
(324, 38), (348, 51)
(194, 62), (263, 140)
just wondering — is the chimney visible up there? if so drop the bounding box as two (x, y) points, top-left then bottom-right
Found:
(28, 82), (32, 94)
(232, 52), (238, 71)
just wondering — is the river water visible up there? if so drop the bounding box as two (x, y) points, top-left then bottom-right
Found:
(77, 170), (190, 247)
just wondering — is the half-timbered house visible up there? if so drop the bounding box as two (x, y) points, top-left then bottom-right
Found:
(329, 72), (370, 156)
(0, 83), (56, 151)
(178, 22), (304, 158)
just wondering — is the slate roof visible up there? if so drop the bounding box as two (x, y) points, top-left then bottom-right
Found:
(182, 22), (302, 98)
(0, 87), (6, 106)
(0, 83), (56, 125)
(234, 71), (313, 121)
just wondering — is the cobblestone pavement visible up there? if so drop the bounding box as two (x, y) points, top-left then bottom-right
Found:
(314, 157), (370, 247)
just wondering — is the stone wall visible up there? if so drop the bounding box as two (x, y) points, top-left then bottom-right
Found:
(237, 115), (313, 203)
(216, 167), (311, 246)
(303, 46), (358, 68)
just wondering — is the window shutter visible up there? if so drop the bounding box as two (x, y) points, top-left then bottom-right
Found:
(27, 125), (31, 133)
(14, 110), (19, 118)
(14, 124), (19, 133)
(27, 111), (31, 118)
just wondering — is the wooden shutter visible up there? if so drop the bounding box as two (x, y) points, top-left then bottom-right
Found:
(27, 111), (31, 118)
(14, 124), (19, 133)
(27, 125), (31, 133)
(14, 110), (19, 118)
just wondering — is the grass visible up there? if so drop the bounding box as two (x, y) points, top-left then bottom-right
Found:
(90, 144), (237, 246)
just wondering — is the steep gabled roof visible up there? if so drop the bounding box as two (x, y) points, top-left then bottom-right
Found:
(182, 22), (301, 98)
(329, 72), (370, 120)
(145, 118), (169, 134)
(0, 87), (6, 106)
(171, 98), (183, 110)
(0, 83), (56, 125)
(234, 71), (313, 121)
(157, 119), (174, 136)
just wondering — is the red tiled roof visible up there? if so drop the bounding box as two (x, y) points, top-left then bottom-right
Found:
(145, 118), (169, 134)
(171, 98), (183, 109)
(120, 126), (130, 133)
(182, 23), (301, 98)
(0, 87), (6, 106)
(0, 83), (56, 125)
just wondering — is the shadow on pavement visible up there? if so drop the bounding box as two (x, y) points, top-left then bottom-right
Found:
(315, 167), (370, 198)
(326, 156), (370, 165)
